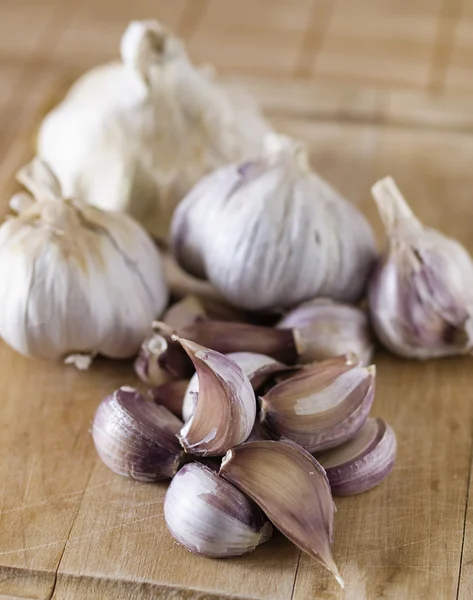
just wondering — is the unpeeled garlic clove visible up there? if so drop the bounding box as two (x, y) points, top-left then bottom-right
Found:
(92, 386), (183, 481)
(260, 361), (375, 452)
(220, 439), (343, 587)
(163, 319), (298, 364)
(147, 379), (189, 419)
(181, 351), (294, 423)
(316, 417), (397, 496)
(278, 298), (374, 366)
(134, 331), (193, 386)
(164, 462), (272, 558)
(174, 337), (256, 455)
(162, 295), (206, 329)
(369, 176), (473, 359)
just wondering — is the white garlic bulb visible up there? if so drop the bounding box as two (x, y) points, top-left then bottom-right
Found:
(0, 158), (168, 367)
(37, 20), (270, 241)
(369, 176), (473, 359)
(172, 133), (377, 310)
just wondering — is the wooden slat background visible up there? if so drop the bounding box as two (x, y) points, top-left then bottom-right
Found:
(1, 1), (473, 599)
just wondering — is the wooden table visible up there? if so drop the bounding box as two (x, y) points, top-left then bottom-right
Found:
(2, 1), (473, 598)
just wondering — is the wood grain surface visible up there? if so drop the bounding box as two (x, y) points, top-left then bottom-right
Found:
(1, 0), (473, 598)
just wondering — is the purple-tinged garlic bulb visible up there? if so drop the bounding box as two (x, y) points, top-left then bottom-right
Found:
(164, 463), (272, 557)
(369, 176), (473, 359)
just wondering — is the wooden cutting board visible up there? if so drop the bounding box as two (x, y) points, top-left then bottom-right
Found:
(2, 1), (473, 598)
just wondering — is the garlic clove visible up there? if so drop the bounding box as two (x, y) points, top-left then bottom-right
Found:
(260, 361), (375, 452)
(278, 298), (374, 366)
(174, 337), (256, 456)
(159, 319), (298, 364)
(134, 331), (193, 386)
(146, 379), (189, 419)
(162, 295), (206, 329)
(164, 462), (272, 558)
(220, 439), (343, 587)
(369, 176), (473, 359)
(181, 351), (294, 423)
(316, 417), (397, 496)
(92, 386), (183, 481)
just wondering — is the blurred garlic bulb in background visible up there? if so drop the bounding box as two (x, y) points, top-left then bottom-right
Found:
(172, 133), (377, 310)
(369, 176), (473, 359)
(37, 20), (270, 241)
(0, 158), (168, 368)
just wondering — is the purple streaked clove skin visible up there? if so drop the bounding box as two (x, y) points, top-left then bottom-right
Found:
(174, 337), (256, 456)
(316, 417), (397, 496)
(369, 176), (473, 359)
(181, 351), (295, 423)
(134, 331), (193, 386)
(92, 386), (184, 481)
(164, 463), (272, 558)
(147, 379), (189, 419)
(220, 439), (344, 587)
(278, 298), (374, 366)
(260, 360), (375, 453)
(155, 318), (298, 364)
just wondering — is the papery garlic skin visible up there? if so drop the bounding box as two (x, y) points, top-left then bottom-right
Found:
(92, 387), (183, 481)
(220, 440), (344, 587)
(175, 338), (256, 455)
(134, 332), (193, 386)
(0, 159), (167, 365)
(181, 351), (290, 423)
(260, 361), (375, 452)
(369, 176), (473, 359)
(164, 463), (272, 557)
(278, 298), (374, 366)
(37, 20), (270, 241)
(171, 133), (376, 310)
(317, 417), (396, 496)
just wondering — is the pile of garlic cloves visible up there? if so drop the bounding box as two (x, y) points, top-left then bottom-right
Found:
(2, 13), (473, 593)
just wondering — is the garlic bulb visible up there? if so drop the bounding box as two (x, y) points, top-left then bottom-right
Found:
(369, 176), (473, 359)
(278, 298), (374, 366)
(93, 387), (183, 481)
(37, 20), (270, 241)
(171, 133), (377, 310)
(0, 158), (167, 367)
(164, 463), (272, 557)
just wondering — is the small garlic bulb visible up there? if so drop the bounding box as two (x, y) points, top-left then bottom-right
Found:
(37, 20), (270, 241)
(369, 177), (473, 359)
(0, 158), (168, 367)
(164, 463), (272, 558)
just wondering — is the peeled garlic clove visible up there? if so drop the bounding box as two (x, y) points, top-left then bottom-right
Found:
(37, 20), (270, 241)
(172, 132), (376, 310)
(134, 332), (193, 386)
(174, 319), (298, 364)
(0, 158), (168, 366)
(147, 379), (189, 418)
(164, 462), (272, 558)
(317, 417), (396, 496)
(369, 176), (473, 359)
(278, 298), (374, 366)
(220, 440), (343, 587)
(261, 361), (375, 452)
(181, 351), (293, 423)
(92, 386), (183, 481)
(174, 337), (256, 456)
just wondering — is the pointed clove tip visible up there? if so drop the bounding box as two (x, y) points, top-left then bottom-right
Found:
(220, 449), (235, 470)
(366, 364), (376, 377)
(334, 571), (345, 589)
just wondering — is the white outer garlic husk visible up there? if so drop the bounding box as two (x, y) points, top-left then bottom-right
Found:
(37, 20), (270, 241)
(0, 158), (168, 368)
(171, 133), (377, 310)
(369, 176), (473, 359)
